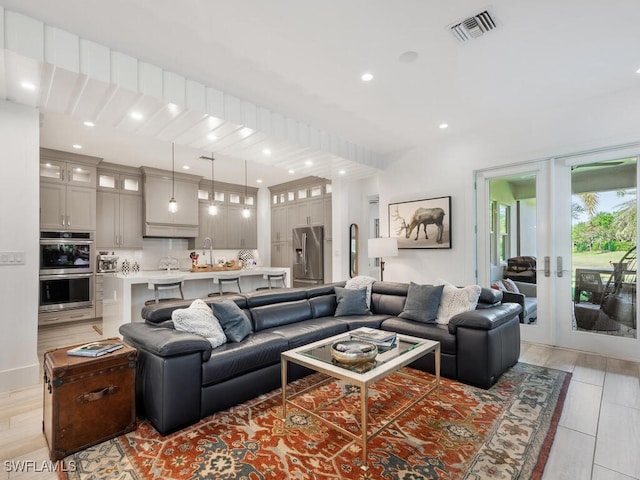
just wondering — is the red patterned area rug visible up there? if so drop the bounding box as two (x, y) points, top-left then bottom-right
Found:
(61, 362), (570, 480)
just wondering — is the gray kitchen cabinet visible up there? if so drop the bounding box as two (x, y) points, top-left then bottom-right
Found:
(97, 168), (141, 194)
(287, 197), (324, 229)
(271, 241), (291, 268)
(95, 274), (103, 318)
(269, 176), (331, 269)
(227, 205), (257, 249)
(39, 148), (100, 231)
(323, 196), (332, 240)
(40, 159), (97, 187)
(141, 167), (200, 237)
(40, 183), (96, 231)
(96, 191), (143, 249)
(195, 201), (229, 251)
(97, 165), (143, 248)
(271, 205), (288, 241)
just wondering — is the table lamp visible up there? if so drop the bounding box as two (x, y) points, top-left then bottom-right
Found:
(368, 237), (398, 281)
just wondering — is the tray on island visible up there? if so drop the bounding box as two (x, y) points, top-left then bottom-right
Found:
(190, 265), (242, 272)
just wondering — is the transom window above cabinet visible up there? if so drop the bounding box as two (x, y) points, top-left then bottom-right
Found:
(269, 176), (332, 205)
(99, 173), (140, 193)
(199, 190), (227, 201)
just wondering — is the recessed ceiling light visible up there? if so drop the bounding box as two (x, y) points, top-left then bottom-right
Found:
(182, 165), (190, 170)
(305, 160), (313, 166)
(83, 121), (95, 127)
(361, 72), (374, 82)
(439, 123), (449, 129)
(130, 111), (143, 121)
(338, 169), (346, 175)
(399, 51), (419, 63)
(20, 81), (36, 91)
(263, 148), (272, 156)
(239, 127), (253, 138)
(72, 144), (82, 149)
(288, 169), (295, 174)
(636, 67), (640, 74)
(207, 133), (218, 141)
(256, 179), (263, 184)
(167, 103), (179, 115)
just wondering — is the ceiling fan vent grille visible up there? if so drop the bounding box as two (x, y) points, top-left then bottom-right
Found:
(450, 10), (497, 42)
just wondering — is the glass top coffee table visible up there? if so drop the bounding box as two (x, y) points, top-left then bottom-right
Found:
(281, 330), (440, 469)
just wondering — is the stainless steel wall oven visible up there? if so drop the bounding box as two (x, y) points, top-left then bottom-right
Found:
(39, 232), (94, 313)
(40, 231), (94, 274)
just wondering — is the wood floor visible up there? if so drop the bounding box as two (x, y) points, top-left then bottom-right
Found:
(1, 321), (639, 479)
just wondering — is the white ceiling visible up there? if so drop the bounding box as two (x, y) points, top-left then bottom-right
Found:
(3, 0), (640, 186)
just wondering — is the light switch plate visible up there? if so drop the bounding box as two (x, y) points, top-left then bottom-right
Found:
(0, 251), (25, 265)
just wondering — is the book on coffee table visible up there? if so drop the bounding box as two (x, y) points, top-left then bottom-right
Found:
(67, 341), (124, 357)
(349, 327), (397, 346)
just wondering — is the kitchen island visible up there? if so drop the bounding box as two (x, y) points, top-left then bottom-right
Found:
(102, 267), (290, 337)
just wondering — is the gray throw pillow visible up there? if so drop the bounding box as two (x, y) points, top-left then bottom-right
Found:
(334, 286), (371, 316)
(398, 282), (444, 323)
(210, 300), (252, 342)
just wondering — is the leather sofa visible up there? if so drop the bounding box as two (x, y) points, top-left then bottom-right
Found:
(120, 281), (522, 435)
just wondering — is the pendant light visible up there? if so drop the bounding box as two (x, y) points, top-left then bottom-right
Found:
(168, 142), (178, 213)
(242, 160), (251, 218)
(208, 152), (217, 216)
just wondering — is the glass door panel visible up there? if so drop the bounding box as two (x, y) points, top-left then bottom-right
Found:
(566, 157), (637, 341)
(476, 162), (553, 345)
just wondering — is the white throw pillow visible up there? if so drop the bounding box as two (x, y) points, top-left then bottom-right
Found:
(345, 275), (376, 308)
(436, 280), (481, 325)
(172, 299), (227, 348)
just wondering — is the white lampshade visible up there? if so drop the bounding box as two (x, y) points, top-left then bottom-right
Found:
(368, 237), (398, 258)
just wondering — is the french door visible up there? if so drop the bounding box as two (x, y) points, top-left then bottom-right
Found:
(476, 149), (639, 360)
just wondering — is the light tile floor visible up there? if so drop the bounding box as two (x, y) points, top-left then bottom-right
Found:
(1, 323), (639, 480)
(520, 343), (640, 480)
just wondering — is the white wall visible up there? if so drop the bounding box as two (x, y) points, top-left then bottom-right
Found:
(0, 100), (40, 392)
(330, 176), (379, 282)
(378, 86), (640, 286)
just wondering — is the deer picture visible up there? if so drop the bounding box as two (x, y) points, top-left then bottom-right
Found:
(392, 206), (446, 243)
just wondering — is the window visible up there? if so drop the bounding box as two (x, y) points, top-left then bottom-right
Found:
(499, 204), (511, 263)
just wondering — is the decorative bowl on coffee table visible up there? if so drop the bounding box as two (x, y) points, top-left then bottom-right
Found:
(330, 340), (378, 364)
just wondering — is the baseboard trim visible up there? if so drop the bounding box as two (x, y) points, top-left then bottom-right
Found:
(0, 362), (40, 393)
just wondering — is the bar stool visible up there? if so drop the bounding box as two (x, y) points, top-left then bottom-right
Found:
(256, 271), (287, 290)
(208, 275), (242, 296)
(145, 276), (184, 305)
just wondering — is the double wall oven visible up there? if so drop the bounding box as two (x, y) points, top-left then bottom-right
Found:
(39, 232), (94, 313)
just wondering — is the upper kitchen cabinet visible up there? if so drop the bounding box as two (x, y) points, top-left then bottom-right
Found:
(269, 176), (332, 271)
(96, 163), (143, 249)
(39, 148), (101, 231)
(141, 167), (201, 238)
(193, 179), (259, 250)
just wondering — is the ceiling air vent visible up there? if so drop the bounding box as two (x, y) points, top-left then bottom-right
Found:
(450, 10), (496, 42)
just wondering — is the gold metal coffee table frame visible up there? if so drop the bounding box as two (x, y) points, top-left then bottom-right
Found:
(281, 331), (440, 469)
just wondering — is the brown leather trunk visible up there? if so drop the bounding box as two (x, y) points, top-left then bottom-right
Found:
(43, 339), (137, 461)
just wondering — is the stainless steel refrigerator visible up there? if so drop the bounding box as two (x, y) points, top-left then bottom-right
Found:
(292, 226), (324, 287)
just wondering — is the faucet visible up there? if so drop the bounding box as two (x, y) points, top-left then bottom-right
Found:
(203, 237), (213, 266)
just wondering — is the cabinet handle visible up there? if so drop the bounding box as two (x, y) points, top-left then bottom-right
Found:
(67, 215), (70, 226)
(61, 215), (65, 226)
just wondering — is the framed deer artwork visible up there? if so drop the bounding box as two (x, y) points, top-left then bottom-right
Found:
(388, 196), (452, 249)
